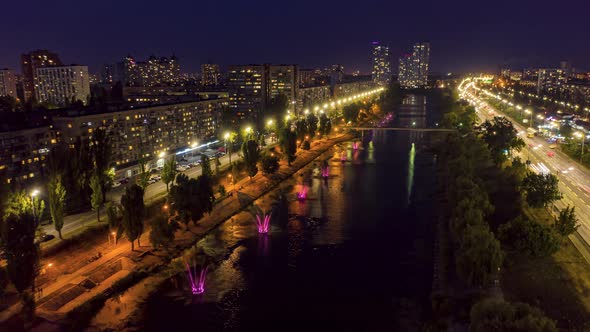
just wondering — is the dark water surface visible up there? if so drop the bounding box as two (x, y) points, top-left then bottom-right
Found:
(142, 95), (438, 331)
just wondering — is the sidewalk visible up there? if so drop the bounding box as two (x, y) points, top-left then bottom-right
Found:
(0, 133), (353, 326)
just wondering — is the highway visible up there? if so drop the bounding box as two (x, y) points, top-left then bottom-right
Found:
(459, 80), (590, 245)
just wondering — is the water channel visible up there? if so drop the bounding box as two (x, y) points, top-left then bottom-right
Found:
(140, 94), (439, 331)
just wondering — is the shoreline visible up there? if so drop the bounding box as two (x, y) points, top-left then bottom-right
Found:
(54, 134), (355, 330)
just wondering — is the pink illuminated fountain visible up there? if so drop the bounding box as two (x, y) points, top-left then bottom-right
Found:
(256, 213), (272, 234)
(186, 263), (207, 295)
(296, 185), (308, 201)
(321, 166), (329, 178)
(352, 142), (359, 150)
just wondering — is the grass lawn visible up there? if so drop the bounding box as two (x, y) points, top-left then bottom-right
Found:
(501, 206), (590, 331)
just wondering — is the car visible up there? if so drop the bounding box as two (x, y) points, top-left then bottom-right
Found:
(112, 181), (122, 188)
(36, 234), (55, 244)
(119, 178), (129, 185)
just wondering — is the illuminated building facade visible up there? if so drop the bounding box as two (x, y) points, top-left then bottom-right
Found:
(537, 68), (567, 96)
(35, 65), (91, 106)
(54, 98), (224, 178)
(228, 64), (298, 120)
(398, 42), (430, 88)
(201, 63), (221, 87)
(0, 69), (18, 99)
(371, 41), (391, 85)
(20, 49), (62, 102)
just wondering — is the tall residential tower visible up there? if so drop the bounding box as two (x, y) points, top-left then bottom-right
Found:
(371, 42), (391, 86)
(398, 42), (430, 88)
(20, 49), (62, 102)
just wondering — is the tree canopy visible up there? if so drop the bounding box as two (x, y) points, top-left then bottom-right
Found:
(470, 298), (557, 332)
(242, 139), (260, 178)
(456, 224), (504, 287)
(120, 184), (145, 250)
(521, 173), (562, 208)
(478, 116), (525, 165)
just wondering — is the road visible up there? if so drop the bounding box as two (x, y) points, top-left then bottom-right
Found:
(460, 80), (590, 245)
(40, 145), (258, 241)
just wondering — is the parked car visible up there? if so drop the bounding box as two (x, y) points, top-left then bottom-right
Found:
(112, 181), (122, 188)
(119, 178), (129, 185)
(36, 234), (55, 244)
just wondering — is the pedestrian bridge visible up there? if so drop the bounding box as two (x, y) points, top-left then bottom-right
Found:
(348, 127), (456, 132)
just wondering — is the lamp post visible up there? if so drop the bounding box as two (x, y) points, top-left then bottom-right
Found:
(224, 132), (232, 164)
(31, 189), (40, 225)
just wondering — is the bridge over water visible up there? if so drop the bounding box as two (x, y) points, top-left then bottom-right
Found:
(348, 127), (456, 132)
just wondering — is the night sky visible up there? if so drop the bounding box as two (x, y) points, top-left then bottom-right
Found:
(1, 0), (588, 74)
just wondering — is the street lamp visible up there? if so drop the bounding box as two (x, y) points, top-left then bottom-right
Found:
(224, 132), (232, 164)
(30, 189), (40, 224)
(191, 141), (198, 159)
(524, 109), (533, 127)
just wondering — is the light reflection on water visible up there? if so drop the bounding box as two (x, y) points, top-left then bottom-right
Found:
(142, 95), (437, 332)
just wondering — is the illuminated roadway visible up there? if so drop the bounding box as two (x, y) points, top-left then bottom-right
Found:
(460, 79), (590, 247)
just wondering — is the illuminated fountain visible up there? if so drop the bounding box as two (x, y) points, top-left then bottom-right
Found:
(352, 142), (359, 150)
(321, 166), (329, 178)
(255, 213), (272, 234)
(186, 263), (207, 295)
(296, 185), (308, 201)
(340, 151), (347, 162)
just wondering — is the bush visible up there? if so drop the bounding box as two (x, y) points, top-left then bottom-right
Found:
(302, 140), (311, 150)
(498, 215), (560, 257)
(260, 154), (280, 175)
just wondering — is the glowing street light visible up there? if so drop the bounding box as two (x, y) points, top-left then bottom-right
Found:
(159, 151), (166, 158)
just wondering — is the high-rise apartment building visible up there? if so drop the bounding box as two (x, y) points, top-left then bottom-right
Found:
(371, 41), (391, 85)
(398, 42), (430, 88)
(537, 68), (567, 96)
(35, 65), (90, 106)
(227, 64), (298, 121)
(201, 63), (221, 87)
(0, 69), (18, 99)
(111, 55), (180, 87)
(21, 49), (62, 102)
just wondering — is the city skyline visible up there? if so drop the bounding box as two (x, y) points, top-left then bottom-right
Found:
(1, 0), (588, 74)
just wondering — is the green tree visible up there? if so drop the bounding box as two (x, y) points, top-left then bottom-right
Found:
(478, 116), (525, 165)
(521, 173), (562, 208)
(218, 185), (227, 198)
(242, 140), (260, 178)
(302, 140), (311, 150)
(4, 191), (45, 229)
(48, 175), (67, 239)
(554, 205), (579, 236)
(161, 157), (177, 192)
(343, 103), (361, 123)
(136, 158), (151, 191)
(279, 127), (297, 166)
(0, 211), (39, 326)
(231, 162), (240, 183)
(90, 128), (113, 202)
(201, 155), (212, 178)
(169, 173), (214, 226)
(456, 224), (503, 287)
(149, 214), (178, 249)
(470, 298), (557, 332)
(120, 184), (145, 250)
(498, 215), (560, 257)
(306, 113), (319, 138)
(105, 202), (123, 244)
(90, 172), (103, 223)
(318, 113), (332, 136)
(260, 154), (280, 175)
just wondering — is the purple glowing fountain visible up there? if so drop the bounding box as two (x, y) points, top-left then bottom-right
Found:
(352, 142), (359, 150)
(186, 264), (207, 295)
(296, 185), (308, 201)
(256, 213), (272, 234)
(321, 166), (329, 178)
